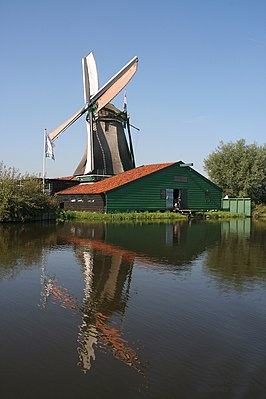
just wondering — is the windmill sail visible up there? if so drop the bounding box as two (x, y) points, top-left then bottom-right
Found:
(91, 56), (138, 112)
(82, 52), (99, 103)
(84, 118), (93, 174)
(49, 106), (86, 141)
(81, 52), (99, 174)
(47, 52), (138, 177)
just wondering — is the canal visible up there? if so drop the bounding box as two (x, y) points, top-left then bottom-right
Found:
(0, 219), (265, 398)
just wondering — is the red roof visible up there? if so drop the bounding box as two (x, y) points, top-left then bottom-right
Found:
(56, 163), (176, 195)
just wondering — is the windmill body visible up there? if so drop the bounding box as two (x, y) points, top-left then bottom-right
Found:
(74, 103), (135, 176)
(48, 52), (138, 179)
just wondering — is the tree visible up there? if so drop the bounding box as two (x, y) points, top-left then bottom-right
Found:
(0, 161), (57, 221)
(204, 140), (266, 203)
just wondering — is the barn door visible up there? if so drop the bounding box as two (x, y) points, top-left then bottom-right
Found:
(173, 188), (188, 210)
(180, 189), (188, 209)
(166, 189), (174, 210)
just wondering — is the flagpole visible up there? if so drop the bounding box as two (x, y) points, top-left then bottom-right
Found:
(42, 128), (47, 192)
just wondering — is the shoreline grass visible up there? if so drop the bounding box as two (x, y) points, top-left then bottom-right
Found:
(56, 210), (246, 222)
(57, 210), (187, 222)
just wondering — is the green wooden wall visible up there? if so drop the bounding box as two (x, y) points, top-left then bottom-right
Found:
(106, 163), (222, 212)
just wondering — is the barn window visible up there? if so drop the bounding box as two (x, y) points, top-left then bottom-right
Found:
(160, 189), (166, 199)
(205, 190), (210, 202)
(174, 176), (188, 182)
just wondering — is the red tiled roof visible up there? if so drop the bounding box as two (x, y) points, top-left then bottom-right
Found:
(56, 163), (176, 195)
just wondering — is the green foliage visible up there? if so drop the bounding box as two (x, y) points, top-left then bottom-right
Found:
(252, 204), (266, 220)
(57, 210), (248, 223)
(0, 161), (57, 222)
(56, 209), (74, 222)
(204, 139), (266, 203)
(57, 210), (187, 222)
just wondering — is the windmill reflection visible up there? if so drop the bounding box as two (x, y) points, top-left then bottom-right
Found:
(40, 227), (141, 373)
(73, 236), (139, 373)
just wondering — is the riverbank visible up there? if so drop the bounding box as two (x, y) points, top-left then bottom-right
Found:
(57, 209), (247, 222)
(2, 205), (265, 224)
(57, 210), (187, 222)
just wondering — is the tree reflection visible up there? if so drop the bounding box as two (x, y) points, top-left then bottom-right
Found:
(0, 223), (58, 279)
(205, 220), (266, 290)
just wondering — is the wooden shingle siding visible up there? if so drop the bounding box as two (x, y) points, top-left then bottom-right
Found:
(59, 194), (105, 212)
(106, 164), (221, 212)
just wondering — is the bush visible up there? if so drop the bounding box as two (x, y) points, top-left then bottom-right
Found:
(252, 204), (266, 220)
(0, 161), (57, 222)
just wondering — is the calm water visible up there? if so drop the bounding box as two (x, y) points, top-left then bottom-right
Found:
(0, 220), (266, 399)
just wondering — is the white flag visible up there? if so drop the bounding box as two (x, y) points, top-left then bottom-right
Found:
(123, 89), (127, 113)
(45, 134), (55, 160)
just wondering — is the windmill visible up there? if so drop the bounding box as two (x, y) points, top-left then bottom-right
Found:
(48, 52), (138, 179)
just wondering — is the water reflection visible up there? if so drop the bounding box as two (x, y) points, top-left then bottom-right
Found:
(0, 220), (220, 276)
(34, 221), (229, 373)
(1, 219), (266, 384)
(37, 224), (141, 373)
(205, 219), (266, 290)
(1, 219), (265, 291)
(0, 223), (56, 279)
(75, 242), (140, 373)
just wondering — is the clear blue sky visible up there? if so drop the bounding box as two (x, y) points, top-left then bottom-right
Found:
(1, 0), (265, 178)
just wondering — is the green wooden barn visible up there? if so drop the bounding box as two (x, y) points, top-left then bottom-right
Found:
(56, 162), (222, 213)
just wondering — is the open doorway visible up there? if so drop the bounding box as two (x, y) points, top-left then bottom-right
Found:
(173, 189), (181, 210)
(173, 189), (188, 210)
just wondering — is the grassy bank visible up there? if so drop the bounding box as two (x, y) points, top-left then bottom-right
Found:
(57, 210), (187, 222)
(57, 210), (245, 222)
(197, 211), (246, 219)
